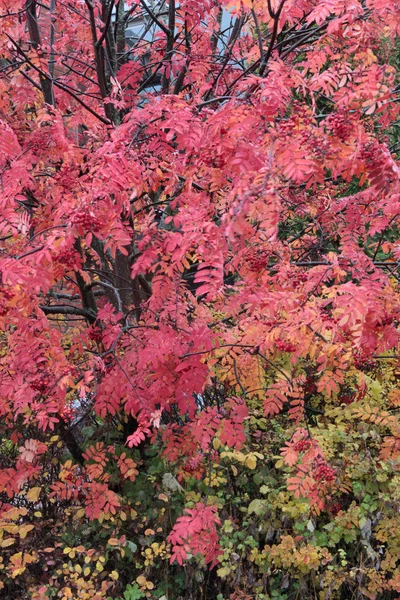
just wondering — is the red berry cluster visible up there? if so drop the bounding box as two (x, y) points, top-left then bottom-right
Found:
(72, 210), (101, 232)
(360, 142), (378, 164)
(276, 338), (296, 353)
(293, 438), (311, 452)
(31, 372), (52, 394)
(379, 315), (393, 327)
(279, 105), (313, 134)
(292, 272), (308, 288)
(314, 137), (331, 159)
(55, 247), (80, 268)
(87, 326), (102, 343)
(313, 458), (335, 483)
(2, 289), (14, 300)
(327, 113), (352, 141)
(354, 353), (377, 371)
(60, 404), (76, 422)
(320, 311), (331, 322)
(329, 502), (341, 516)
(29, 133), (49, 152)
(247, 250), (268, 272)
(202, 150), (225, 169)
(279, 120), (297, 135)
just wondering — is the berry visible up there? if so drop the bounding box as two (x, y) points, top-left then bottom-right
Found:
(247, 249), (268, 272)
(380, 315), (393, 327)
(55, 247), (81, 268)
(330, 502), (341, 516)
(313, 458), (335, 483)
(328, 113), (352, 141)
(31, 372), (51, 394)
(2, 289), (14, 300)
(60, 404), (76, 423)
(72, 210), (101, 232)
(294, 439), (311, 452)
(354, 352), (377, 371)
(276, 338), (297, 353)
(292, 271), (308, 288)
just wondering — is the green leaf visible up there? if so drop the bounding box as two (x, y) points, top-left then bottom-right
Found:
(247, 499), (267, 516)
(123, 585), (144, 600)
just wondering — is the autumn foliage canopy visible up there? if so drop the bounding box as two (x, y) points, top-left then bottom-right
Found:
(0, 0), (400, 598)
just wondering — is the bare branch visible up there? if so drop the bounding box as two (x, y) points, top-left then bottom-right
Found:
(6, 34), (111, 125)
(96, 0), (116, 48)
(140, 0), (170, 36)
(259, 0), (286, 76)
(39, 305), (96, 319)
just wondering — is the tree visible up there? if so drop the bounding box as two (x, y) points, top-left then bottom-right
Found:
(0, 0), (400, 598)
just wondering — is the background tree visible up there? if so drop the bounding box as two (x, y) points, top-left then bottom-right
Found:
(0, 0), (400, 598)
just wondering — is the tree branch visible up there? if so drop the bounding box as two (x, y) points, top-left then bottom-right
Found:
(5, 34), (111, 125)
(162, 0), (175, 93)
(140, 0), (170, 36)
(96, 0), (116, 48)
(25, 0), (55, 104)
(39, 305), (96, 319)
(259, 0), (286, 76)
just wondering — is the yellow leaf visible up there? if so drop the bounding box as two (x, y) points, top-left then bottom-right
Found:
(74, 508), (85, 519)
(158, 493), (169, 502)
(144, 529), (155, 536)
(84, 567), (91, 577)
(0, 525), (18, 534)
(245, 455), (257, 470)
(11, 567), (26, 578)
(95, 561), (104, 572)
(75, 564), (82, 574)
(26, 487), (41, 503)
(5, 507), (27, 520)
(0, 538), (15, 548)
(234, 451), (246, 463)
(110, 570), (119, 580)
(136, 575), (147, 586)
(213, 438), (221, 450)
(63, 547), (72, 554)
(19, 525), (34, 540)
